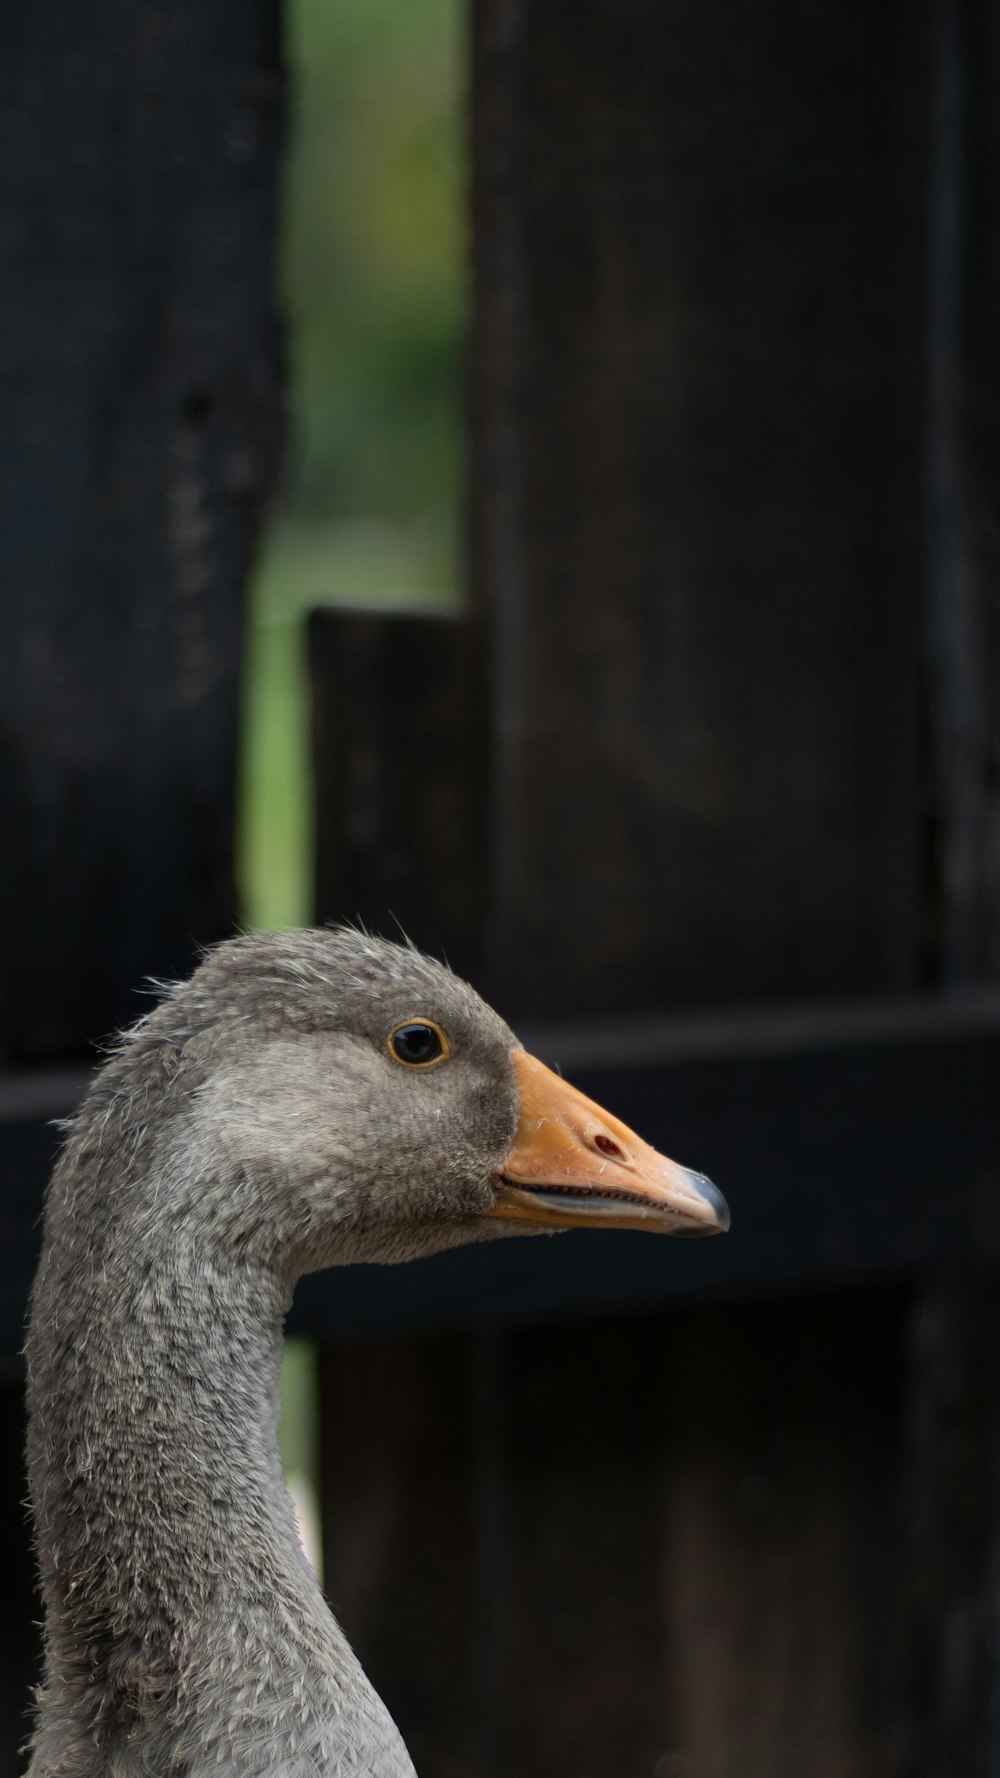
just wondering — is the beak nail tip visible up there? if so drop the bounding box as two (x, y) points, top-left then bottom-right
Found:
(684, 1168), (731, 1233)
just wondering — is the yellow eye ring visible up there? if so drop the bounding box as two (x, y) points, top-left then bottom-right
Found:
(387, 1019), (451, 1069)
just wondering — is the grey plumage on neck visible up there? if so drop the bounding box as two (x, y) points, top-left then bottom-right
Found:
(25, 927), (728, 1776)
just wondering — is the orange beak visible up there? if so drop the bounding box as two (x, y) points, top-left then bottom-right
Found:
(489, 1050), (729, 1237)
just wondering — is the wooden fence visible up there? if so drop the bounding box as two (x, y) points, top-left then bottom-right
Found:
(2, 0), (999, 1774)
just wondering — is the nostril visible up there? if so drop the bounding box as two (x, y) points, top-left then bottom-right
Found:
(593, 1131), (627, 1163)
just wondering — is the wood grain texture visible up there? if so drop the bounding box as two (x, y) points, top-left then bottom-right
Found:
(661, 1297), (903, 1778)
(0, 0), (283, 1061)
(320, 1335), (487, 1778)
(470, 0), (926, 1020)
(310, 609), (486, 983)
(317, 1294), (905, 1778)
(900, 1275), (1000, 1778)
(923, 0), (1000, 987)
(0, 1373), (37, 1778)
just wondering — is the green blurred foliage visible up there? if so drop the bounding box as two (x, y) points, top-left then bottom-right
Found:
(240, 0), (463, 930)
(284, 0), (465, 535)
(278, 1336), (320, 1477)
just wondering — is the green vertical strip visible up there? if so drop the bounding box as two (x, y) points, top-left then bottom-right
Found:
(237, 597), (312, 933)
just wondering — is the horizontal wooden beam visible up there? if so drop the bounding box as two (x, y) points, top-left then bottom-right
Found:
(2, 997), (998, 1353)
(519, 989), (1000, 1070)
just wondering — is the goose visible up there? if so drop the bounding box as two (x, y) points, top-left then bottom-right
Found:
(25, 926), (729, 1778)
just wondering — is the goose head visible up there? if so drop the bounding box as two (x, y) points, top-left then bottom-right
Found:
(97, 927), (728, 1281)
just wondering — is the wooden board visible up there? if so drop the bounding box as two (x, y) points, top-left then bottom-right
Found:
(469, 0), (927, 1020)
(0, 0), (283, 1062)
(899, 1274), (1000, 1777)
(310, 609), (486, 985)
(319, 1291), (906, 1778)
(0, 1372), (38, 1778)
(921, 0), (1000, 990)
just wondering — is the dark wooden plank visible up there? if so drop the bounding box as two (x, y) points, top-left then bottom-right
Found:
(498, 1315), (681, 1778)
(310, 609), (486, 981)
(0, 0), (284, 1062)
(0, 1069), (89, 1360)
(0, 1114), (67, 1360)
(316, 1292), (906, 1778)
(470, 0), (927, 1020)
(0, 1369), (40, 1778)
(319, 1334), (488, 1778)
(660, 1294), (905, 1778)
(923, 0), (1000, 989)
(899, 1274), (1000, 1777)
(893, 10), (1000, 1758)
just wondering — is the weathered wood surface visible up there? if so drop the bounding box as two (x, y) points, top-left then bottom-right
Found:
(0, 1371), (37, 1778)
(320, 1292), (905, 1778)
(310, 609), (486, 984)
(0, 0), (283, 1062)
(898, 4), (1000, 1763)
(899, 1275), (1000, 1778)
(467, 0), (928, 1022)
(320, 1337), (485, 1778)
(923, 0), (1000, 987)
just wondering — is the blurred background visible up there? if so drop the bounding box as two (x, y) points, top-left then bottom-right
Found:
(243, 0), (465, 934)
(2, 0), (999, 1775)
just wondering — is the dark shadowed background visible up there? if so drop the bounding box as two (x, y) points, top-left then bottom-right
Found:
(2, 0), (1000, 1774)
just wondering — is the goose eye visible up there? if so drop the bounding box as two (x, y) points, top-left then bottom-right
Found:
(388, 1020), (450, 1068)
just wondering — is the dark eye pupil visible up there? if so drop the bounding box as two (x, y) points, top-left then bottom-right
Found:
(391, 1022), (443, 1065)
